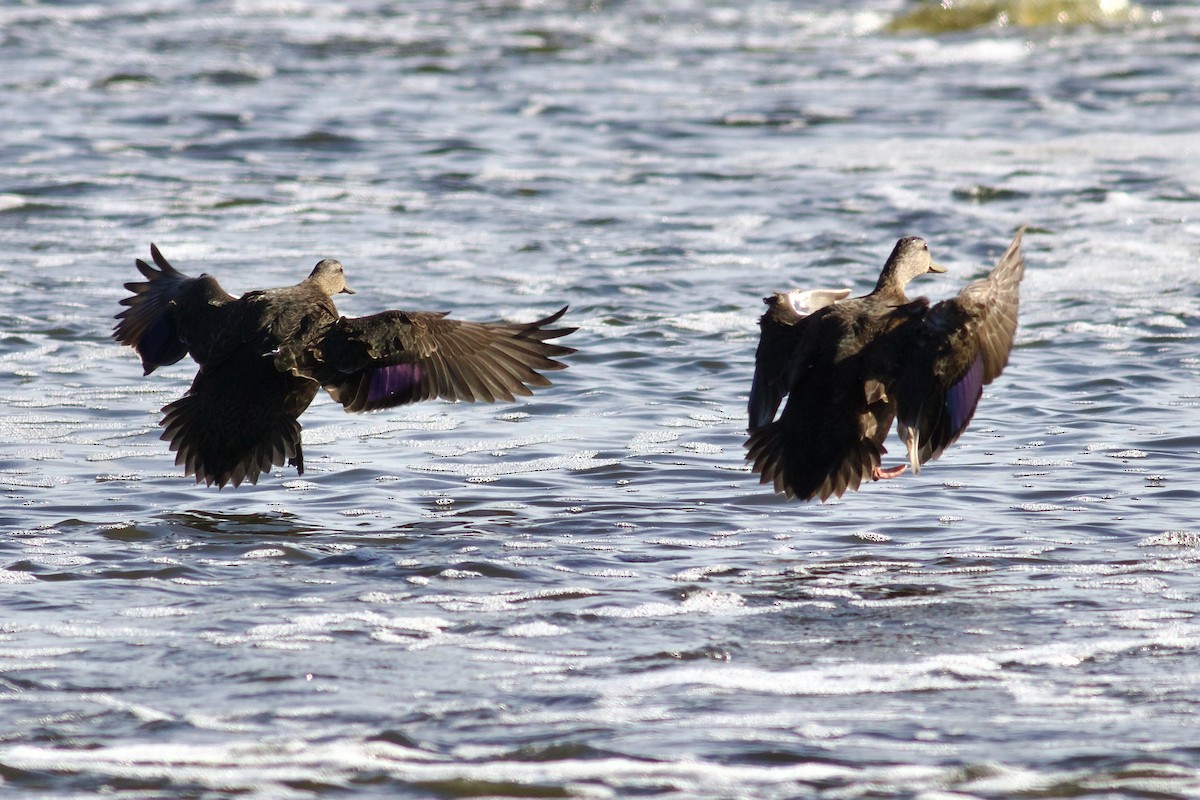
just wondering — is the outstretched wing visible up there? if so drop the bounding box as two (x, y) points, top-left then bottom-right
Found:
(286, 306), (577, 413)
(895, 226), (1026, 469)
(113, 244), (235, 374)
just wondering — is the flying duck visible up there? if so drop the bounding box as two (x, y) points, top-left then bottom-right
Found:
(746, 227), (1026, 501)
(114, 245), (576, 487)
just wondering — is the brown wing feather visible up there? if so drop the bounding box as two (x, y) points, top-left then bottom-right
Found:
(964, 226), (1025, 384)
(113, 244), (236, 374)
(748, 294), (814, 433)
(895, 226), (1026, 466)
(295, 306), (576, 413)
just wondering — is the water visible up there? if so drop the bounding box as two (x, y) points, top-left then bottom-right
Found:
(3, 0), (1200, 796)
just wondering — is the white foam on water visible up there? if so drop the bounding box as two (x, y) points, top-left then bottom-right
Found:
(0, 646), (84, 659)
(242, 548), (287, 559)
(670, 311), (749, 335)
(1140, 531), (1200, 547)
(0, 739), (959, 797)
(627, 430), (680, 454)
(416, 434), (558, 457)
(501, 621), (570, 638)
(411, 450), (618, 477)
(119, 606), (194, 619)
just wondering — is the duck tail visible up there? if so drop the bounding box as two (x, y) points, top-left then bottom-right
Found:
(160, 393), (303, 489)
(159, 363), (312, 488)
(745, 420), (797, 499)
(746, 419), (884, 503)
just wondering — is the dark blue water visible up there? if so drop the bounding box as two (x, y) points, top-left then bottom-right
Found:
(3, 1), (1200, 796)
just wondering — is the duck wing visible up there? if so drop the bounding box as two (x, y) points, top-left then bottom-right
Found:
(749, 289), (852, 432)
(895, 226), (1026, 470)
(114, 244), (236, 374)
(281, 306), (577, 413)
(748, 294), (811, 432)
(746, 307), (895, 502)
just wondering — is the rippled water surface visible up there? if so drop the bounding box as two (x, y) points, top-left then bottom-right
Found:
(4, 1), (1200, 796)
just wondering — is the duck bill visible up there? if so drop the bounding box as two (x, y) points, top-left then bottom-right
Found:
(928, 261), (947, 274)
(341, 285), (356, 294)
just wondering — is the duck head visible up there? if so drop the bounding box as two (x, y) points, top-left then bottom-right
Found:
(308, 259), (356, 295)
(873, 236), (945, 294)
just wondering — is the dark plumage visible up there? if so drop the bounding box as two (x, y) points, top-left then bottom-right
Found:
(114, 245), (576, 487)
(746, 227), (1026, 501)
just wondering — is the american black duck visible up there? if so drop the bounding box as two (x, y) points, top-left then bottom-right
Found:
(114, 245), (576, 487)
(746, 227), (1026, 501)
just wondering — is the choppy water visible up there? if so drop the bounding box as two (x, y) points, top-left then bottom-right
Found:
(3, 0), (1200, 796)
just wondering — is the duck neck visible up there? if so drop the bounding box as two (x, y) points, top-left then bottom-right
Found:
(871, 267), (910, 301)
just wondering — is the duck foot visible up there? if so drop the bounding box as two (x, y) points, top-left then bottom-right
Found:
(289, 441), (305, 476)
(872, 464), (907, 481)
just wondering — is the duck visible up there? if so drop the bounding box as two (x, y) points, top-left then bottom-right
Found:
(746, 227), (1026, 501)
(114, 245), (576, 488)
